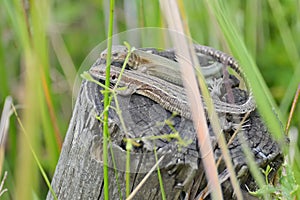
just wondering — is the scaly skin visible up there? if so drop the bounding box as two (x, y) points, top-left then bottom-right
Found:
(100, 45), (256, 114)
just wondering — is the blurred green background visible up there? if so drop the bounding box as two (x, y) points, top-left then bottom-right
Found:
(0, 0), (299, 199)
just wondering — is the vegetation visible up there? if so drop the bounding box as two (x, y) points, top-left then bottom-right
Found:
(0, 0), (299, 199)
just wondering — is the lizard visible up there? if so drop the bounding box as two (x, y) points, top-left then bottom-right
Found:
(100, 45), (224, 86)
(86, 50), (283, 199)
(100, 45), (256, 114)
(87, 64), (256, 120)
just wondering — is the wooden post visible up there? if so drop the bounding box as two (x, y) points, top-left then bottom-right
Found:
(47, 60), (283, 200)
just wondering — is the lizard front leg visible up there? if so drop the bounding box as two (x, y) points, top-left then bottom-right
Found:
(115, 81), (143, 96)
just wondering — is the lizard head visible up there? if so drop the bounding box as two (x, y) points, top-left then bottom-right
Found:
(100, 45), (129, 63)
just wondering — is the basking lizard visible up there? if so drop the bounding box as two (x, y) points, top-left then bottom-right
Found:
(88, 64), (256, 119)
(100, 45), (224, 86)
(100, 45), (256, 113)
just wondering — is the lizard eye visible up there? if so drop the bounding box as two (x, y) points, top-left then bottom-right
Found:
(100, 52), (106, 57)
(111, 74), (117, 80)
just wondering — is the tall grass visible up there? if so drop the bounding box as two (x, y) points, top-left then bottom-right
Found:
(0, 0), (299, 199)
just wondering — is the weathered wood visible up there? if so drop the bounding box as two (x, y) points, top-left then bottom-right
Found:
(47, 51), (283, 200)
(46, 80), (201, 199)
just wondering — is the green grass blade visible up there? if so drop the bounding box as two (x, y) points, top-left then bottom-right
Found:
(103, 0), (115, 199)
(12, 104), (58, 200)
(207, 0), (284, 141)
(267, 0), (300, 117)
(154, 148), (166, 200)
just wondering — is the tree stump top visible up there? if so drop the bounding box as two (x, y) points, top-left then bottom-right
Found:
(47, 47), (283, 200)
